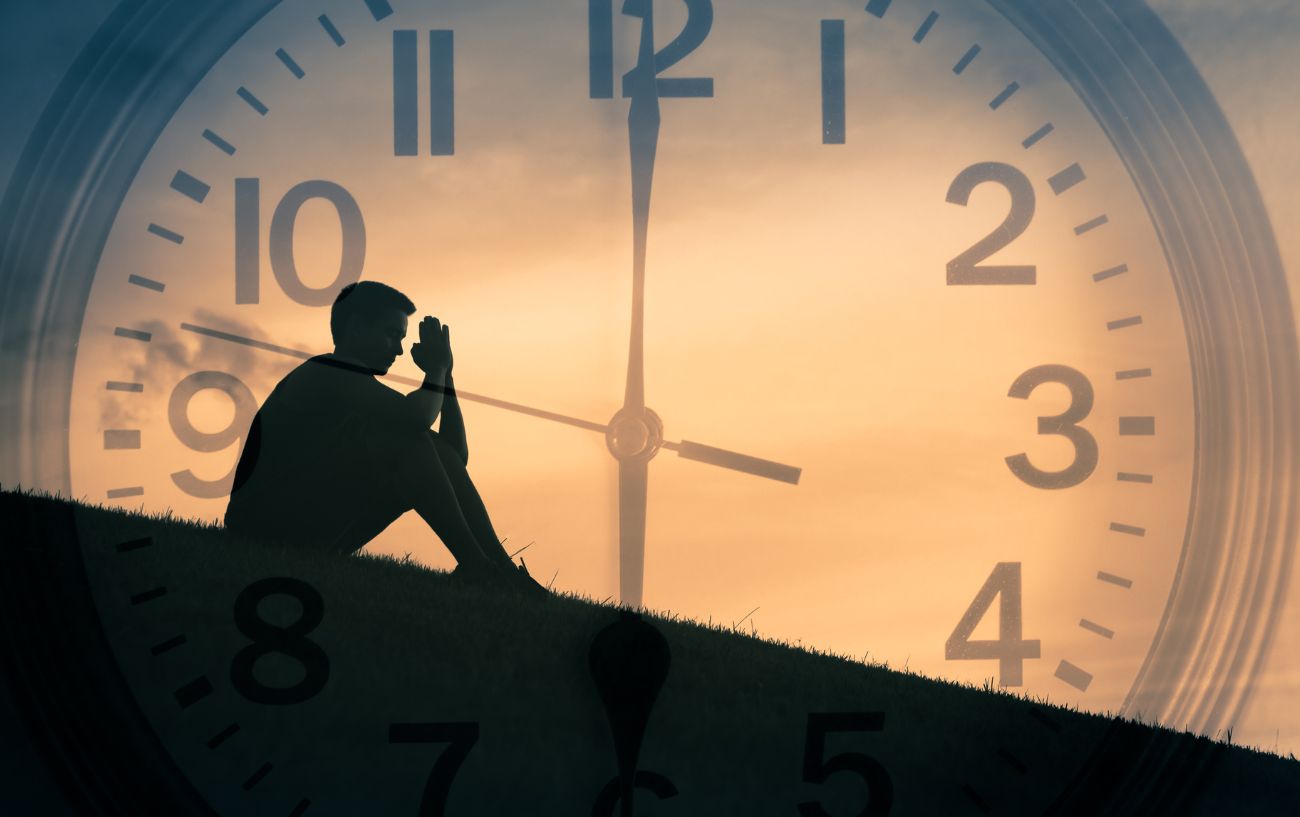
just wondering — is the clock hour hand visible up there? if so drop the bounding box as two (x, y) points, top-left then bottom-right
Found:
(665, 439), (802, 485)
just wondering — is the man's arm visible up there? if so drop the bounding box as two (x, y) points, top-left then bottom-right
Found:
(438, 372), (469, 464)
(403, 366), (448, 428)
(404, 316), (455, 428)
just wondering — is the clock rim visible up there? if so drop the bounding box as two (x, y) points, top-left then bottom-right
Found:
(0, 0), (1294, 813)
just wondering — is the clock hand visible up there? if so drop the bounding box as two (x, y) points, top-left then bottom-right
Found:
(181, 321), (607, 433)
(618, 457), (649, 607)
(181, 321), (802, 483)
(672, 439), (802, 484)
(588, 611), (671, 817)
(611, 0), (661, 609)
(622, 0), (659, 414)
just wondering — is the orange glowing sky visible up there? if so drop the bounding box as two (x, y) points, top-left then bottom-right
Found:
(8, 0), (1286, 755)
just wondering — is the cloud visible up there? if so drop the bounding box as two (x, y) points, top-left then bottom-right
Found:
(98, 308), (297, 427)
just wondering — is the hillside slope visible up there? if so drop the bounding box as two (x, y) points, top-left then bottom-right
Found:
(4, 489), (1298, 816)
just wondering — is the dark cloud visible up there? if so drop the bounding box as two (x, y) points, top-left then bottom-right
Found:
(98, 309), (300, 427)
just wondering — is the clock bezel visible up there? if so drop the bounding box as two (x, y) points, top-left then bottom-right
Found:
(0, 0), (1294, 813)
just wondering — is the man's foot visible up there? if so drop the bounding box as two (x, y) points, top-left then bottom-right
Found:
(450, 558), (548, 596)
(509, 559), (548, 596)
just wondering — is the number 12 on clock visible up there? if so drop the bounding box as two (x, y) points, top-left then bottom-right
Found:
(589, 0), (715, 99)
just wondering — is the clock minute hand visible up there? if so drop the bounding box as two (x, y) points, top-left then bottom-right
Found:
(622, 0), (660, 413)
(614, 0), (661, 609)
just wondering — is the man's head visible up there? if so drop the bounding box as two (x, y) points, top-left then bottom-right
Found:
(330, 281), (416, 374)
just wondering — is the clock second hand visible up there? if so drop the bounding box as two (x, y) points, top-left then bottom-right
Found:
(177, 321), (801, 484)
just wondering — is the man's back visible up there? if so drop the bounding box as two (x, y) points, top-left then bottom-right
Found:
(225, 354), (412, 547)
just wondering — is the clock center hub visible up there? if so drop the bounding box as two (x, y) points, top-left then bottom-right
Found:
(604, 406), (664, 463)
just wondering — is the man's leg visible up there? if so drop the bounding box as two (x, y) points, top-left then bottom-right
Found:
(326, 422), (497, 571)
(425, 432), (514, 567)
(361, 429), (507, 571)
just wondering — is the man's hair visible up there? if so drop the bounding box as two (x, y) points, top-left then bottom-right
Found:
(330, 281), (416, 343)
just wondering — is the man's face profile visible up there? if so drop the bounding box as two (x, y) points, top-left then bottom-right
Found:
(338, 307), (408, 375)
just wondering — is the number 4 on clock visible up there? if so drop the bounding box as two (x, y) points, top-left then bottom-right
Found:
(946, 562), (1041, 687)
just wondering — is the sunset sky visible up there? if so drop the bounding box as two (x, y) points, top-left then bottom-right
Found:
(3, 0), (1300, 762)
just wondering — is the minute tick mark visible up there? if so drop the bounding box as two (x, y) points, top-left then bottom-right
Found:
(275, 48), (305, 79)
(953, 45), (981, 75)
(318, 15), (345, 46)
(236, 87), (268, 116)
(1116, 368), (1152, 380)
(1117, 472), (1154, 484)
(127, 274), (165, 292)
(242, 762), (273, 791)
(1022, 122), (1054, 148)
(1093, 264), (1128, 282)
(150, 634), (187, 655)
(1074, 214), (1109, 235)
(147, 223), (184, 244)
(913, 12), (939, 43)
(114, 327), (152, 342)
(1079, 619), (1115, 639)
(207, 723), (240, 749)
(1097, 571), (1134, 589)
(202, 128), (236, 155)
(173, 676), (213, 708)
(1109, 522), (1146, 536)
(990, 82), (1020, 109)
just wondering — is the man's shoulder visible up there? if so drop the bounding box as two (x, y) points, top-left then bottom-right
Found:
(279, 354), (371, 385)
(272, 354), (401, 408)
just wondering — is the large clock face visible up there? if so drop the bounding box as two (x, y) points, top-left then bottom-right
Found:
(7, 0), (1292, 811)
(71, 0), (1198, 724)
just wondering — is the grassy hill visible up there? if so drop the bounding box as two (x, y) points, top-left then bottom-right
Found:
(4, 488), (1298, 816)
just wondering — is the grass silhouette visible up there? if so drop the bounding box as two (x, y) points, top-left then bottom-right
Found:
(4, 487), (1298, 815)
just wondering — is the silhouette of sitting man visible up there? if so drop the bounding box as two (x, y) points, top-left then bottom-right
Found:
(226, 281), (540, 591)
